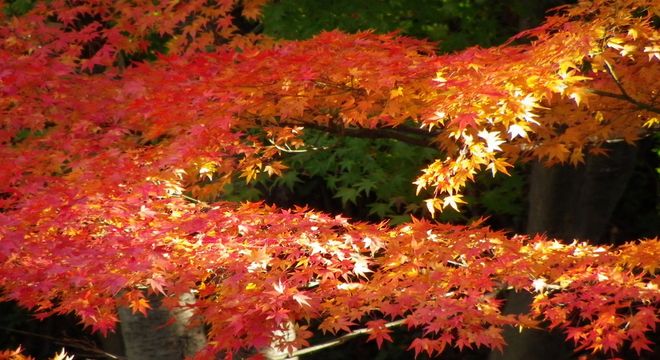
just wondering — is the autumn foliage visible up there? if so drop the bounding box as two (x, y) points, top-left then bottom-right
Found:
(0, 0), (659, 358)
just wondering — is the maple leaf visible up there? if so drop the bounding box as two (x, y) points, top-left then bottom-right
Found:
(442, 194), (466, 212)
(129, 297), (151, 317)
(292, 292), (312, 308)
(409, 337), (447, 358)
(451, 113), (477, 132)
(147, 276), (167, 295)
(319, 316), (356, 334)
(366, 320), (394, 349)
(242, 0), (266, 20)
(125, 290), (151, 316)
(379, 302), (406, 319)
(568, 86), (590, 106)
(1, 0), (659, 358)
(334, 187), (359, 207)
(630, 336), (653, 355)
(0, 347), (34, 360)
(425, 198), (442, 217)
(353, 256), (373, 278)
(477, 130), (504, 153)
(507, 123), (528, 139)
(267, 308), (291, 325)
(51, 349), (74, 360)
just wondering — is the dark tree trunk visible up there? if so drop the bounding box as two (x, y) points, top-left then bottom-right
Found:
(118, 293), (206, 360)
(97, 329), (125, 358)
(491, 142), (638, 360)
(526, 142), (638, 243)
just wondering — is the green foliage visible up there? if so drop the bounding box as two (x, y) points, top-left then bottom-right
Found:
(221, 180), (264, 202)
(10, 126), (52, 146)
(222, 130), (439, 224)
(219, 0), (571, 226)
(285, 130), (439, 223)
(472, 170), (525, 217)
(3, 0), (35, 16)
(263, 0), (527, 51)
(233, 0), (550, 225)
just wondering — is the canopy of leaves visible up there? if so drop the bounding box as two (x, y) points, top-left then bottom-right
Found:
(251, 0), (548, 226)
(0, 0), (658, 358)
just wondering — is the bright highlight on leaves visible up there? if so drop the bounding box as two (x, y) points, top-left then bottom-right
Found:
(0, 0), (658, 358)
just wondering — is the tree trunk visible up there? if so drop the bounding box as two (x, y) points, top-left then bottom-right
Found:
(491, 142), (638, 360)
(261, 322), (299, 360)
(118, 292), (206, 360)
(97, 329), (125, 358)
(526, 142), (638, 242)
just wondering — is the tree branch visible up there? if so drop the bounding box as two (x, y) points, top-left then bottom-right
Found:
(585, 60), (660, 114)
(586, 88), (660, 114)
(278, 121), (439, 149)
(0, 326), (125, 359)
(602, 60), (630, 99)
(277, 319), (407, 360)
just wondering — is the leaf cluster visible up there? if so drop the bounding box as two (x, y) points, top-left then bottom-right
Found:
(0, 0), (658, 358)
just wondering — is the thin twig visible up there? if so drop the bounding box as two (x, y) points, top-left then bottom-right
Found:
(446, 260), (468, 267)
(586, 60), (660, 114)
(0, 326), (125, 359)
(602, 60), (630, 99)
(240, 113), (441, 149)
(586, 88), (660, 114)
(278, 319), (407, 359)
(267, 138), (329, 153)
(278, 121), (439, 149)
(180, 193), (206, 204)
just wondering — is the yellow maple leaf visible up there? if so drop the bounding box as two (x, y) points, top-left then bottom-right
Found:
(424, 198), (442, 217)
(129, 297), (151, 316)
(477, 130), (505, 152)
(443, 194), (466, 211)
(508, 123), (529, 139)
(643, 117), (658, 128)
(389, 86), (404, 99)
(51, 349), (74, 360)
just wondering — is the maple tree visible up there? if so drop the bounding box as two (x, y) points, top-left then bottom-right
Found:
(247, 0), (539, 226)
(1, 0), (659, 358)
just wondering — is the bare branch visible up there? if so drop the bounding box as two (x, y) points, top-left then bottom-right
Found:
(586, 88), (660, 114)
(585, 60), (660, 114)
(278, 121), (439, 149)
(0, 326), (125, 359)
(602, 60), (630, 99)
(277, 319), (407, 360)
